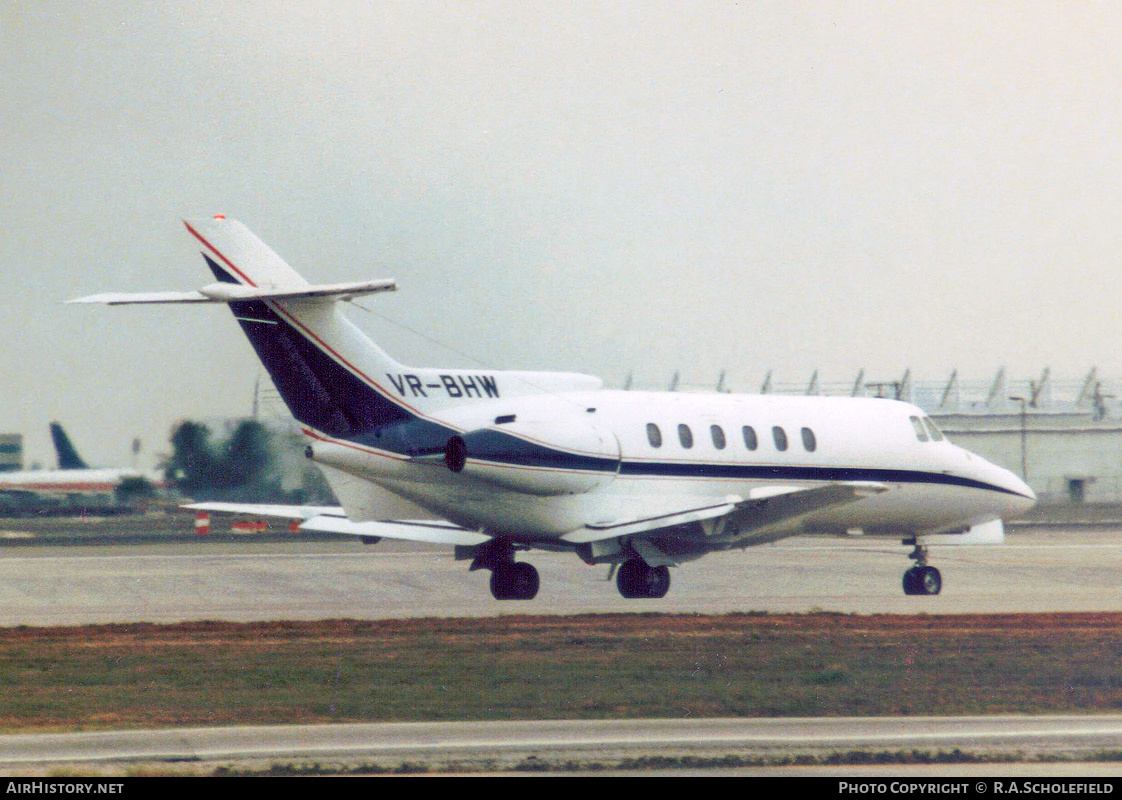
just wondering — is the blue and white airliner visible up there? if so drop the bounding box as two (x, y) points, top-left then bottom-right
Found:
(71, 216), (1036, 600)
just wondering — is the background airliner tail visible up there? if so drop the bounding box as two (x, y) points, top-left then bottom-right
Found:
(50, 422), (88, 470)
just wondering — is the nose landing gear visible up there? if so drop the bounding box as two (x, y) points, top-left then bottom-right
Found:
(902, 543), (942, 595)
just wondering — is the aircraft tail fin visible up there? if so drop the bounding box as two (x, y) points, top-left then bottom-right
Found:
(50, 422), (88, 470)
(185, 216), (420, 437)
(72, 216), (422, 438)
(70, 216), (602, 442)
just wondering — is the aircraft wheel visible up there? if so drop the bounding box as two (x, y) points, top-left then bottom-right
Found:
(918, 565), (941, 595)
(616, 558), (644, 598)
(490, 562), (539, 600)
(645, 565), (671, 598)
(617, 559), (670, 599)
(902, 566), (941, 596)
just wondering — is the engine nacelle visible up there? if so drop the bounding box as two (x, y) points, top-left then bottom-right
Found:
(444, 418), (620, 496)
(304, 439), (416, 481)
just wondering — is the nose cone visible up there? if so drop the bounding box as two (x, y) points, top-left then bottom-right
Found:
(1004, 470), (1037, 516)
(985, 461), (1036, 518)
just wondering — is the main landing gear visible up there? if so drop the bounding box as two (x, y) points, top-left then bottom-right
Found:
(490, 561), (540, 600)
(472, 538), (540, 600)
(616, 558), (671, 599)
(472, 541), (672, 600)
(902, 543), (942, 596)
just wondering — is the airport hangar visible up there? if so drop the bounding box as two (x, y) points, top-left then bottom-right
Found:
(644, 367), (1122, 508)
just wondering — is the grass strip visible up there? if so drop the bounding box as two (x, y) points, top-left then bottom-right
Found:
(2, 612), (1122, 732)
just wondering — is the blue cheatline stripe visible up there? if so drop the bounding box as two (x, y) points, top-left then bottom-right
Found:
(339, 421), (1028, 500)
(617, 460), (1029, 498)
(453, 427), (618, 473)
(414, 427), (1027, 498)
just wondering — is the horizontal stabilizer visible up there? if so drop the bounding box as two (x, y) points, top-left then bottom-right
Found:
(69, 279), (396, 306)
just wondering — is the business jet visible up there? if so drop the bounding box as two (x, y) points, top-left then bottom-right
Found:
(70, 216), (1035, 599)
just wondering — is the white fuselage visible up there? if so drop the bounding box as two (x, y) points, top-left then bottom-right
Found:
(0, 467), (145, 495)
(308, 389), (1035, 545)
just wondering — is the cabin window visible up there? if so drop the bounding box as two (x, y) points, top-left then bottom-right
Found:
(678, 424), (694, 449)
(801, 427), (817, 452)
(910, 416), (929, 442)
(742, 425), (758, 451)
(710, 425), (726, 450)
(646, 423), (662, 448)
(923, 417), (944, 442)
(772, 426), (788, 451)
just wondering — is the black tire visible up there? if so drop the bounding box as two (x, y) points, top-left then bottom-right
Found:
(616, 559), (645, 598)
(903, 566), (942, 596)
(617, 559), (670, 599)
(645, 565), (671, 598)
(490, 562), (539, 600)
(919, 565), (942, 595)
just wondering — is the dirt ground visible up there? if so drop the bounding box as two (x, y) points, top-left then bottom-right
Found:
(1, 610), (1116, 646)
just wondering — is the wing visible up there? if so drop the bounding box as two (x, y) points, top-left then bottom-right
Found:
(561, 497), (745, 543)
(300, 515), (491, 546)
(561, 482), (889, 546)
(182, 502), (490, 547)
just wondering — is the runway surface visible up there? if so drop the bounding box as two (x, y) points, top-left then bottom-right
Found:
(0, 526), (1118, 625)
(4, 715), (1122, 776)
(3, 525), (1122, 775)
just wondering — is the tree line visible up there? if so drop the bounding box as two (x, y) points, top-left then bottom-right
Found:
(161, 419), (333, 504)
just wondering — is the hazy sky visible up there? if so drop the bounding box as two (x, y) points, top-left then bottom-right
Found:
(4, 1), (1122, 469)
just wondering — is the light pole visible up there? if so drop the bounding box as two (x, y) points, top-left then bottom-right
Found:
(1009, 395), (1028, 482)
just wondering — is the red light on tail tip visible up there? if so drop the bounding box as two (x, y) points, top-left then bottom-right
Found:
(213, 214), (226, 220)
